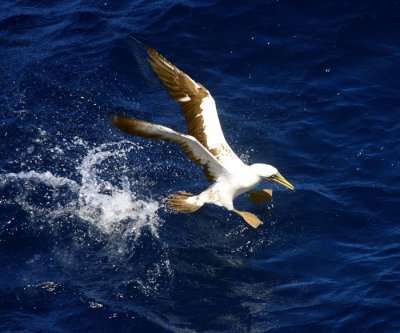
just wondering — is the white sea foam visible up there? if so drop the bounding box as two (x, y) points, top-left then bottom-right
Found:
(76, 142), (161, 238)
(1, 140), (162, 239)
(2, 170), (79, 190)
(1, 138), (172, 296)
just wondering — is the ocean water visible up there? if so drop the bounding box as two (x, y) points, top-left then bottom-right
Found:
(1, 0), (400, 332)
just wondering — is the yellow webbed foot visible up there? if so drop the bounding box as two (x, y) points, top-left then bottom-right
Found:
(248, 189), (273, 205)
(232, 209), (263, 229)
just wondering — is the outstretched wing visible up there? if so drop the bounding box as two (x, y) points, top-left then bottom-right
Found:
(145, 46), (244, 171)
(110, 114), (226, 182)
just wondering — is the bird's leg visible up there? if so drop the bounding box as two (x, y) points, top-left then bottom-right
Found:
(232, 209), (263, 229)
(248, 189), (273, 205)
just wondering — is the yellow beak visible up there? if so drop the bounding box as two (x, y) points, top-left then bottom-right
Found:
(269, 172), (294, 191)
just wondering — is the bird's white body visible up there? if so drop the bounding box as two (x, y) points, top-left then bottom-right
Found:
(111, 44), (293, 228)
(191, 163), (278, 210)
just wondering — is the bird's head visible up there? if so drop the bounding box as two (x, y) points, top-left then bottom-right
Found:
(251, 163), (294, 191)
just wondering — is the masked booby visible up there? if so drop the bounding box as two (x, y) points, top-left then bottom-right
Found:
(110, 45), (294, 228)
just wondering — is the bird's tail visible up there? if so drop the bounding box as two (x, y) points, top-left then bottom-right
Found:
(166, 192), (202, 213)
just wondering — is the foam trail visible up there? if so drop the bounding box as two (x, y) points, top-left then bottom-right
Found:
(1, 140), (162, 239)
(1, 170), (79, 191)
(1, 139), (171, 297)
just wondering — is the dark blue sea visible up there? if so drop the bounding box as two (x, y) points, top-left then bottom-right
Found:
(1, 1), (400, 332)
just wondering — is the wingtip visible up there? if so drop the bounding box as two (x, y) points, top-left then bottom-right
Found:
(125, 36), (145, 49)
(123, 37), (175, 72)
(124, 36), (155, 59)
(109, 113), (128, 131)
(108, 113), (119, 126)
(144, 47), (158, 63)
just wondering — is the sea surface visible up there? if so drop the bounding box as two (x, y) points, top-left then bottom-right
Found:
(1, 1), (400, 332)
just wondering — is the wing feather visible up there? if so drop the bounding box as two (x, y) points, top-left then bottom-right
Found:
(110, 114), (226, 182)
(145, 47), (244, 171)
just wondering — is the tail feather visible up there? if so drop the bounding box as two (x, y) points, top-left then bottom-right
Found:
(166, 192), (201, 213)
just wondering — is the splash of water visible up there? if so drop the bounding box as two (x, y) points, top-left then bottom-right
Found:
(2, 170), (80, 190)
(1, 138), (173, 295)
(76, 141), (162, 238)
(1, 140), (162, 239)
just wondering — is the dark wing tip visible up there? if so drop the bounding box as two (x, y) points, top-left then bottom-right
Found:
(124, 36), (148, 52)
(123, 37), (175, 74)
(109, 113), (131, 133)
(124, 36), (157, 60)
(109, 113), (136, 136)
(145, 46), (174, 69)
(109, 113), (120, 127)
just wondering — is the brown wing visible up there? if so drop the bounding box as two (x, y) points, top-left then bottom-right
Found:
(110, 114), (225, 182)
(145, 47), (244, 171)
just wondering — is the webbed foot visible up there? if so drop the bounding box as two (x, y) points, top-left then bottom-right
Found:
(232, 209), (263, 229)
(248, 189), (273, 205)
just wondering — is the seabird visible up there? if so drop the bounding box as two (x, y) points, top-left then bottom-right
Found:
(110, 45), (294, 228)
